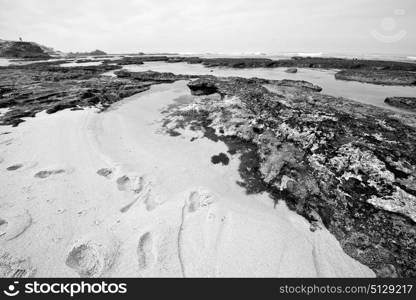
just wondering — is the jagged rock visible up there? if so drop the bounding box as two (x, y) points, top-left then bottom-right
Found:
(0, 64), (149, 126)
(187, 78), (219, 95)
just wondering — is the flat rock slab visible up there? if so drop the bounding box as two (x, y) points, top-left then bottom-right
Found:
(385, 97), (416, 111)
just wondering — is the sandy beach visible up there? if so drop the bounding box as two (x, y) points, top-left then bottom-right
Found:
(0, 81), (375, 277)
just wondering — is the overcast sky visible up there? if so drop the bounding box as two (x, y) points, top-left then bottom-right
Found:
(0, 0), (415, 55)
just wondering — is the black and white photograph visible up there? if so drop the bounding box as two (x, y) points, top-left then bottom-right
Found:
(0, 0), (415, 297)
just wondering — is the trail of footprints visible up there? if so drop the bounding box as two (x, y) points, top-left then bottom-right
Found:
(1, 160), (225, 277)
(134, 189), (223, 276)
(63, 187), (224, 277)
(0, 164), (70, 242)
(2, 159), (71, 179)
(0, 162), (74, 277)
(95, 167), (159, 274)
(0, 183), (223, 277)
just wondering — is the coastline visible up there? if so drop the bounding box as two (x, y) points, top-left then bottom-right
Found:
(0, 82), (374, 277)
(1, 55), (415, 278)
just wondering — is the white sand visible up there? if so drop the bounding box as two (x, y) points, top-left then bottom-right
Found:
(0, 81), (374, 277)
(0, 58), (12, 67)
(59, 61), (103, 67)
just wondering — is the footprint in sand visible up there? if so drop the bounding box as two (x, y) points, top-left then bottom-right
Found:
(115, 174), (153, 213)
(116, 175), (145, 193)
(65, 232), (120, 278)
(5, 162), (38, 172)
(0, 209), (32, 241)
(96, 168), (114, 179)
(0, 138), (13, 146)
(144, 194), (164, 212)
(137, 232), (155, 271)
(6, 164), (23, 171)
(179, 189), (228, 277)
(0, 250), (36, 277)
(186, 189), (215, 213)
(34, 169), (67, 179)
(116, 175), (131, 191)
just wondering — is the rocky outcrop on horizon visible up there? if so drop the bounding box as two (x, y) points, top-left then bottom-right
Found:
(67, 49), (107, 57)
(0, 40), (51, 59)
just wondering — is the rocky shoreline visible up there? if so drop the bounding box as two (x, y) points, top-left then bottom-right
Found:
(116, 55), (416, 86)
(3, 41), (416, 87)
(53, 54), (416, 87)
(0, 63), (151, 126)
(0, 41), (51, 59)
(159, 75), (416, 277)
(1, 59), (416, 277)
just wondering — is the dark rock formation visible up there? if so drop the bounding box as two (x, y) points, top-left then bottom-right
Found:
(186, 56), (416, 71)
(285, 67), (298, 73)
(89, 50), (107, 56)
(186, 77), (322, 95)
(385, 97), (416, 111)
(0, 63), (149, 126)
(270, 79), (323, 92)
(202, 58), (274, 68)
(177, 56), (416, 86)
(161, 74), (416, 278)
(0, 41), (50, 59)
(187, 78), (219, 95)
(159, 56), (416, 86)
(274, 57), (416, 71)
(335, 70), (416, 86)
(111, 56), (169, 65)
(211, 153), (230, 165)
(115, 70), (194, 83)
